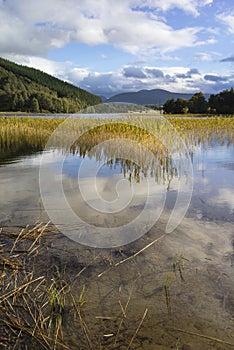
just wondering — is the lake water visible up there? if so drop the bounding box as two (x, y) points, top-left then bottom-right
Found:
(0, 117), (234, 349)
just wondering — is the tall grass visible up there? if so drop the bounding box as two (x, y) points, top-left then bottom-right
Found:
(1, 116), (233, 154)
(0, 117), (64, 161)
(1, 115), (234, 147)
(167, 116), (234, 147)
(1, 115), (234, 181)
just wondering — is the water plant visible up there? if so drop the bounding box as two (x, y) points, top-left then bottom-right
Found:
(47, 272), (66, 347)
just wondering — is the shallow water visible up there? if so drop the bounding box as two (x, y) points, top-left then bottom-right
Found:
(0, 119), (234, 349)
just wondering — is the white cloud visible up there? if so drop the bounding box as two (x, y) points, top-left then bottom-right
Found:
(69, 65), (213, 96)
(76, 64), (234, 96)
(0, 0), (230, 98)
(217, 12), (234, 34)
(0, 1), (72, 55)
(0, 0), (211, 57)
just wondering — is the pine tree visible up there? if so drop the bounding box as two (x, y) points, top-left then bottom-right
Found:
(30, 97), (40, 113)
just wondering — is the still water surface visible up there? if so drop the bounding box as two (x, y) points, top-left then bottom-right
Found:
(0, 119), (233, 349)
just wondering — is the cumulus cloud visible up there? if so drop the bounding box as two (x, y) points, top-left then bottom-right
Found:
(77, 66), (234, 96)
(145, 68), (164, 78)
(72, 65), (231, 96)
(78, 72), (123, 97)
(123, 67), (147, 79)
(1, 0), (233, 99)
(0, 7), (50, 55)
(189, 68), (200, 75)
(0, 0), (213, 58)
(176, 68), (200, 79)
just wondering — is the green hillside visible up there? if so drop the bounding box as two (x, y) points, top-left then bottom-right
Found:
(0, 57), (101, 113)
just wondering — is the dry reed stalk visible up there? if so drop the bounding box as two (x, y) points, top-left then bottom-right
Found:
(98, 233), (166, 277)
(127, 308), (148, 350)
(70, 292), (94, 350)
(114, 284), (134, 347)
(168, 327), (234, 348)
(0, 276), (45, 303)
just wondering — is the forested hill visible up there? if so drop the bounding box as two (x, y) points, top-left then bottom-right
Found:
(0, 57), (101, 113)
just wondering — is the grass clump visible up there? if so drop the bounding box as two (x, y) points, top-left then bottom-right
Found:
(0, 223), (69, 349)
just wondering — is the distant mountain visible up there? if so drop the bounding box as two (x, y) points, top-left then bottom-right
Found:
(107, 89), (209, 105)
(0, 57), (101, 113)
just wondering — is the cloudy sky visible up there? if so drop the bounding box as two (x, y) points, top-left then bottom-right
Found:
(0, 0), (234, 97)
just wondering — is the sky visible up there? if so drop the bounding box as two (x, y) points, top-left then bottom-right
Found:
(0, 0), (234, 98)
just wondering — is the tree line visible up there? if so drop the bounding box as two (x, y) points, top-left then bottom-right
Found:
(163, 88), (234, 115)
(0, 57), (101, 113)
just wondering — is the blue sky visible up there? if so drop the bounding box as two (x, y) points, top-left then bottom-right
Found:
(0, 0), (234, 97)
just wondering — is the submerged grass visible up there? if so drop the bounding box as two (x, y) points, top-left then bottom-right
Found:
(1, 224), (234, 349)
(0, 224), (151, 349)
(0, 223), (68, 349)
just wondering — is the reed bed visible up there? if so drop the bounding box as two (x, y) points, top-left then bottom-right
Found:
(1, 116), (234, 155)
(167, 116), (234, 147)
(0, 117), (64, 161)
(1, 115), (234, 184)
